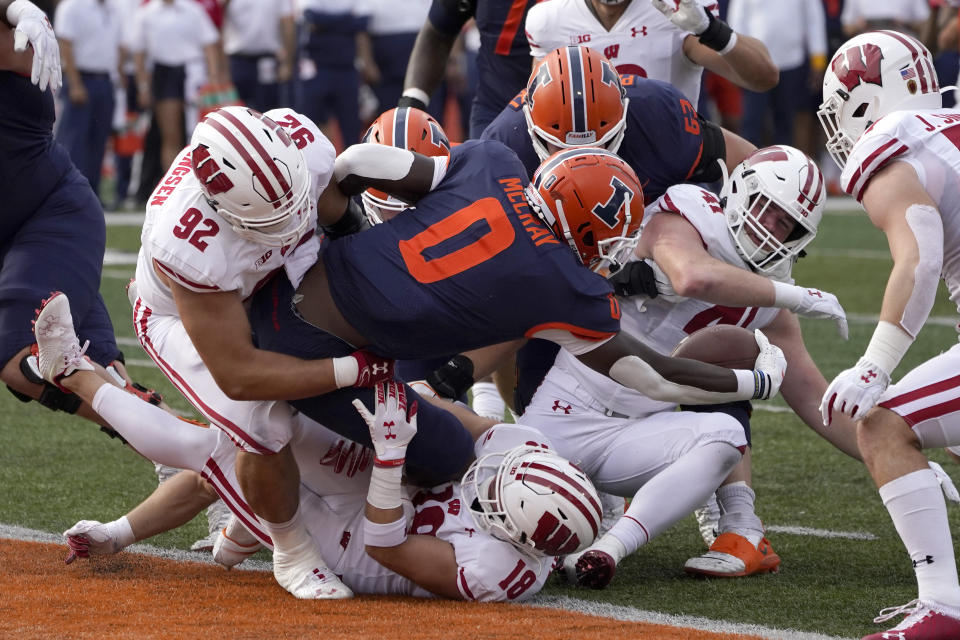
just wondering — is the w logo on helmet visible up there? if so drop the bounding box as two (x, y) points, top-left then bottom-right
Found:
(191, 144), (235, 196)
(591, 176), (634, 229)
(832, 43), (884, 91)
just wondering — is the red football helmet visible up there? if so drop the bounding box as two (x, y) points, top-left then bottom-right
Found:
(525, 148), (644, 272)
(524, 45), (628, 161)
(360, 106), (451, 223)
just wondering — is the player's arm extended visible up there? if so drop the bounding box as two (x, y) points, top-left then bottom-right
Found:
(366, 533), (464, 599)
(764, 310), (862, 460)
(857, 161), (943, 373)
(334, 144), (446, 204)
(637, 212), (780, 307)
(399, 0), (471, 110)
(576, 329), (784, 404)
(684, 31), (778, 92)
(165, 275), (374, 400)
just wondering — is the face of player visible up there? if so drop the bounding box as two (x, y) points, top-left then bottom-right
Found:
(746, 200), (797, 249)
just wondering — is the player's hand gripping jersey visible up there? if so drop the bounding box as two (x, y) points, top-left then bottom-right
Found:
(482, 74), (723, 201)
(135, 108), (334, 316)
(551, 184), (781, 418)
(841, 109), (960, 309)
(320, 139), (621, 359)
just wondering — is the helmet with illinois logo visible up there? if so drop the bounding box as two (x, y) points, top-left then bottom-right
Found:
(360, 106), (451, 223)
(525, 148), (643, 272)
(818, 30), (941, 169)
(523, 45), (628, 162)
(191, 106), (311, 247)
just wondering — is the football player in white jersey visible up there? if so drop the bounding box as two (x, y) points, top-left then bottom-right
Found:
(128, 105), (393, 600)
(817, 30), (960, 639)
(31, 304), (601, 602)
(524, 0), (777, 106)
(521, 145), (861, 588)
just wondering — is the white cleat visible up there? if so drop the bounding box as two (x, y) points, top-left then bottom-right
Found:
(191, 499), (234, 552)
(273, 550), (353, 599)
(32, 291), (94, 384)
(213, 515), (263, 569)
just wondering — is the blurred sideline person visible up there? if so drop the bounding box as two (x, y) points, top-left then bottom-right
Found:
(524, 0), (778, 110)
(818, 30), (960, 640)
(523, 146), (859, 587)
(128, 104), (392, 599)
(31, 305), (601, 602)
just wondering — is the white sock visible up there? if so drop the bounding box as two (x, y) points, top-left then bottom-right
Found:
(611, 441), (742, 556)
(880, 468), (960, 609)
(587, 532), (628, 565)
(260, 507), (318, 563)
(717, 481), (764, 546)
(470, 381), (505, 420)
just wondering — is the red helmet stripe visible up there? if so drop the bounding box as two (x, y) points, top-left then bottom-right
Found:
(218, 109), (292, 200)
(520, 461), (601, 536)
(877, 30), (929, 93)
(205, 117), (279, 203)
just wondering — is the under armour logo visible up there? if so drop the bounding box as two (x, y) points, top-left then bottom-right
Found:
(912, 554), (935, 567)
(382, 420), (397, 439)
(630, 26), (647, 37)
(807, 289), (823, 298)
(861, 370), (878, 384)
(881, 632), (907, 640)
(464, 527), (476, 537)
(552, 400), (572, 414)
(370, 363), (389, 375)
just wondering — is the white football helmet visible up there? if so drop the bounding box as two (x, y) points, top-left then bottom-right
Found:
(721, 145), (826, 280)
(818, 30), (941, 169)
(461, 445), (602, 557)
(190, 106), (311, 247)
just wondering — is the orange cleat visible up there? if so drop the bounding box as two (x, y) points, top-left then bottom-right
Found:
(683, 532), (780, 577)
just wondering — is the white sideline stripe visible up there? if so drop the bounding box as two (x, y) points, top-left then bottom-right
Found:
(105, 212), (146, 225)
(806, 248), (889, 260)
(764, 525), (877, 541)
(0, 523), (272, 572)
(528, 596), (853, 640)
(0, 523), (852, 640)
(104, 249), (138, 266)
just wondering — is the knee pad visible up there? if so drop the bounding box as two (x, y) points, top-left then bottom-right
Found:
(5, 350), (83, 414)
(681, 400), (753, 446)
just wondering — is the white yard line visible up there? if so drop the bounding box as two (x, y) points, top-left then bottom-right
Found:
(0, 522), (853, 640)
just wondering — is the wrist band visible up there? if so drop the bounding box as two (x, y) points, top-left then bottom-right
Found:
(399, 88), (430, 111)
(363, 515), (407, 548)
(863, 321), (913, 376)
(698, 13), (735, 53)
(332, 355), (359, 388)
(367, 465), (404, 510)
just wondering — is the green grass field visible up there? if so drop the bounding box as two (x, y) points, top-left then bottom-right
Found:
(2, 203), (959, 639)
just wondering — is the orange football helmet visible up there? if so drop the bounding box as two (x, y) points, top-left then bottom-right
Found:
(524, 46), (628, 162)
(525, 148), (644, 272)
(360, 106), (451, 222)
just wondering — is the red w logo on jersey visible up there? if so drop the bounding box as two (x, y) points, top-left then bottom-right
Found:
(831, 43), (883, 92)
(191, 144), (235, 196)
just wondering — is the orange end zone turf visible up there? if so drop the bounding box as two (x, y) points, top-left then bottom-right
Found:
(0, 539), (767, 640)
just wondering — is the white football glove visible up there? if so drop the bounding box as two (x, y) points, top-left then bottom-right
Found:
(63, 520), (122, 563)
(774, 282), (849, 339)
(651, 0), (710, 35)
(649, 261), (688, 303)
(7, 0), (61, 92)
(820, 358), (890, 426)
(929, 461), (960, 504)
(752, 329), (786, 400)
(352, 381), (418, 463)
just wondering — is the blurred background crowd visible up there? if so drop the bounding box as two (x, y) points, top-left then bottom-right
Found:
(32, 0), (960, 211)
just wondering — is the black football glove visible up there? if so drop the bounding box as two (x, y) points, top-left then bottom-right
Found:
(607, 261), (660, 298)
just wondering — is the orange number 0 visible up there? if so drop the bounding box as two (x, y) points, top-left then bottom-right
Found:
(399, 198), (516, 284)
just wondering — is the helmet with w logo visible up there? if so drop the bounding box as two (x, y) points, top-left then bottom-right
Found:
(461, 444), (602, 557)
(721, 145), (825, 280)
(524, 45), (628, 162)
(360, 106), (451, 223)
(818, 30), (941, 169)
(525, 148), (643, 272)
(191, 106), (312, 247)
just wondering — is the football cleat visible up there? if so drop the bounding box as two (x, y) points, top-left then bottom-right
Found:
(273, 545), (353, 599)
(63, 520), (124, 564)
(684, 532), (780, 578)
(213, 515), (263, 569)
(694, 494), (721, 547)
(190, 499), (234, 552)
(573, 549), (617, 589)
(32, 292), (94, 385)
(862, 599), (960, 640)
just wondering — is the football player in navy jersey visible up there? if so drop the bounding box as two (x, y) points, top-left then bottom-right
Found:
(246, 133), (789, 466)
(399, 0), (540, 138)
(0, 4), (149, 429)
